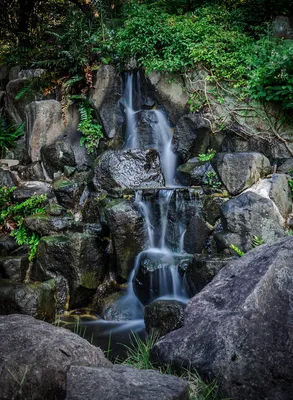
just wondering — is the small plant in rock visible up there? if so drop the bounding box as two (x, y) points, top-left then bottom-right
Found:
(204, 171), (221, 189)
(199, 150), (216, 162)
(0, 118), (25, 157)
(252, 235), (265, 248)
(288, 179), (293, 198)
(71, 95), (104, 153)
(230, 244), (245, 257)
(0, 190), (47, 261)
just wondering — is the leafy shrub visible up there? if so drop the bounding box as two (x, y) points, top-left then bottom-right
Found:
(0, 189), (47, 261)
(199, 150), (216, 162)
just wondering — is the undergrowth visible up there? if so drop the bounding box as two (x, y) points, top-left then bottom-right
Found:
(121, 332), (225, 400)
(0, 118), (25, 158)
(0, 187), (47, 261)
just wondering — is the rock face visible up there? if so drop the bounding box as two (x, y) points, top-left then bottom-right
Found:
(25, 100), (65, 162)
(105, 200), (145, 280)
(66, 365), (189, 400)
(216, 189), (285, 252)
(0, 167), (18, 187)
(0, 314), (110, 400)
(0, 278), (56, 320)
(173, 114), (211, 162)
(272, 15), (293, 39)
(151, 237), (293, 400)
(90, 65), (122, 140)
(5, 78), (36, 125)
(176, 158), (214, 186)
(144, 300), (185, 338)
(211, 152), (271, 195)
(148, 72), (189, 124)
(92, 149), (164, 192)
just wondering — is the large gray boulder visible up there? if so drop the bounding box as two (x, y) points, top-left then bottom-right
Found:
(173, 114), (211, 162)
(25, 100), (65, 162)
(148, 72), (189, 124)
(92, 149), (164, 192)
(151, 237), (293, 400)
(66, 365), (189, 400)
(0, 255), (28, 282)
(90, 65), (122, 140)
(211, 152), (271, 195)
(0, 314), (110, 400)
(272, 16), (293, 39)
(216, 189), (285, 252)
(105, 199), (145, 280)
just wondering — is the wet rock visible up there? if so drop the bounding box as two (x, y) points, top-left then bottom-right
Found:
(173, 114), (211, 162)
(53, 176), (86, 209)
(184, 215), (212, 254)
(216, 189), (285, 252)
(105, 199), (145, 280)
(148, 72), (189, 124)
(90, 65), (122, 140)
(0, 278), (56, 320)
(0, 235), (18, 256)
(202, 195), (225, 226)
(5, 78), (36, 124)
(66, 365), (189, 400)
(12, 181), (52, 202)
(25, 100), (65, 162)
(0, 167), (18, 187)
(278, 158), (293, 173)
(176, 158), (214, 186)
(144, 300), (185, 338)
(133, 252), (191, 305)
(24, 215), (81, 236)
(268, 173), (292, 218)
(92, 149), (164, 192)
(14, 161), (45, 181)
(0, 314), (110, 400)
(185, 255), (233, 296)
(0, 255), (29, 282)
(211, 152), (271, 195)
(151, 237), (293, 400)
(32, 233), (106, 310)
(41, 139), (76, 178)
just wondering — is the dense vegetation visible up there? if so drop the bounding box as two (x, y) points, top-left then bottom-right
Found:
(1, 0), (293, 115)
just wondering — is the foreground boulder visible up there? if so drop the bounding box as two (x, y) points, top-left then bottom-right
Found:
(151, 236), (293, 400)
(0, 314), (110, 400)
(66, 365), (189, 400)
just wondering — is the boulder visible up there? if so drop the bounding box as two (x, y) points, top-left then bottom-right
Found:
(144, 300), (185, 338)
(217, 189), (285, 252)
(185, 255), (232, 296)
(66, 365), (189, 400)
(32, 233), (106, 310)
(90, 64), (122, 140)
(183, 215), (212, 254)
(53, 174), (87, 209)
(278, 158), (293, 173)
(92, 149), (164, 192)
(0, 255), (29, 282)
(25, 100), (65, 162)
(211, 152), (271, 195)
(0, 314), (110, 400)
(173, 114), (211, 162)
(12, 181), (52, 202)
(0, 167), (18, 187)
(105, 199), (145, 280)
(5, 78), (36, 125)
(148, 72), (189, 124)
(176, 158), (214, 186)
(151, 237), (293, 400)
(24, 215), (81, 236)
(0, 235), (18, 256)
(14, 161), (45, 181)
(0, 278), (56, 320)
(18, 69), (45, 79)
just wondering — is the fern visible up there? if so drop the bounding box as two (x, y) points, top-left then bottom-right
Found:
(0, 118), (25, 157)
(230, 244), (245, 257)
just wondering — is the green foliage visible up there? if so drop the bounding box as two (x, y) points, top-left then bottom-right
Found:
(230, 244), (245, 257)
(71, 95), (104, 153)
(199, 150), (216, 162)
(203, 171), (221, 189)
(122, 332), (223, 400)
(0, 118), (25, 157)
(252, 235), (265, 247)
(288, 179), (293, 197)
(0, 189), (47, 260)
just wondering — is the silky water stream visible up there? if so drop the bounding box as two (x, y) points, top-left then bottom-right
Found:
(60, 71), (195, 359)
